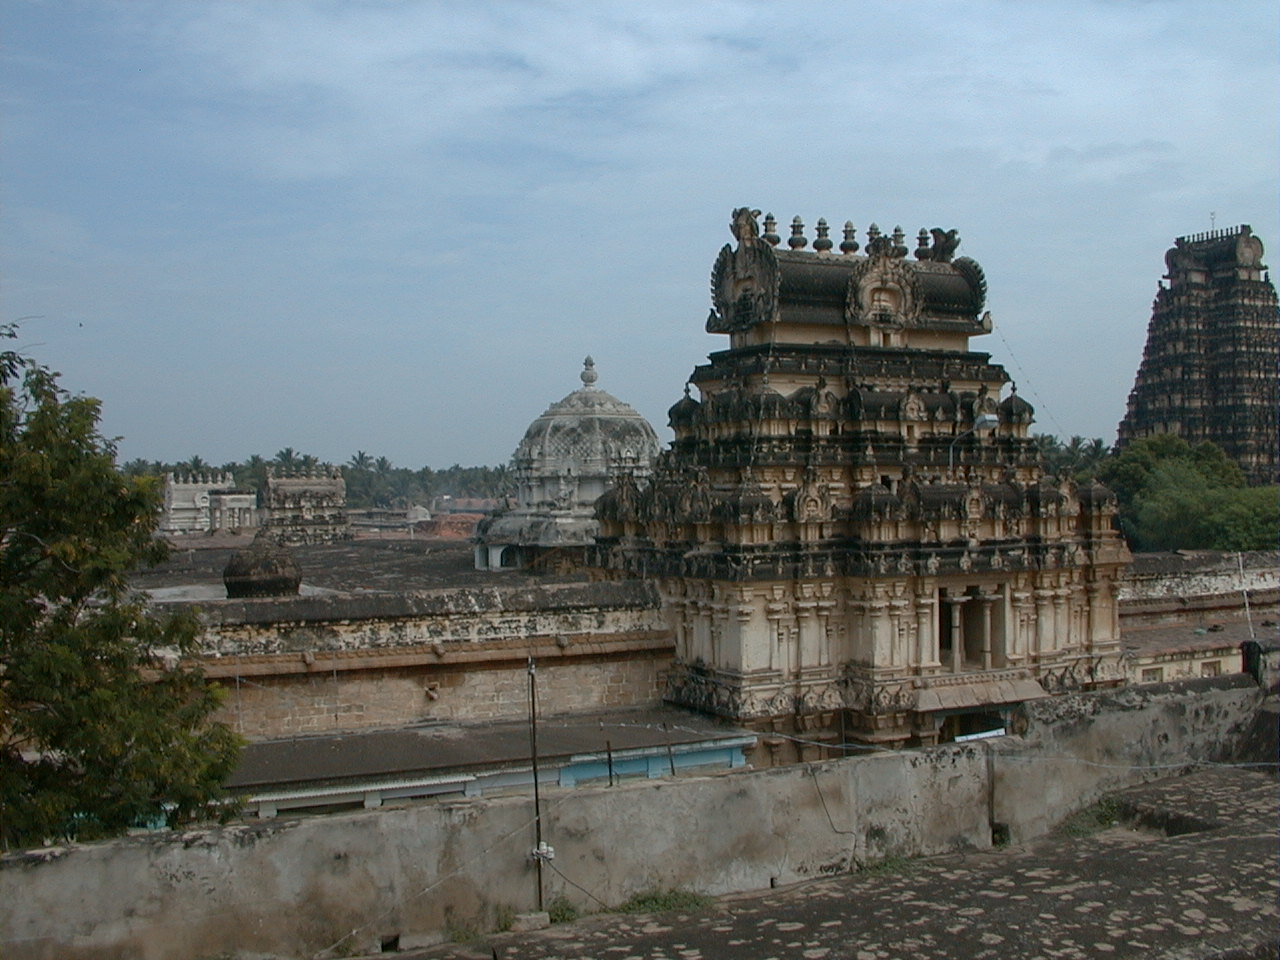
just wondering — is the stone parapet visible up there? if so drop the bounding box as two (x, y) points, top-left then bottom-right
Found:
(1118, 550), (1278, 626)
(185, 578), (672, 739)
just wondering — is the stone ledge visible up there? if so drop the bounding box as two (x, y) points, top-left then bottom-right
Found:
(180, 579), (663, 626)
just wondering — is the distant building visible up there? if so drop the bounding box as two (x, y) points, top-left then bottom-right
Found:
(261, 466), (351, 545)
(1117, 225), (1279, 484)
(475, 357), (660, 570)
(160, 472), (258, 535)
(432, 496), (505, 515)
(595, 208), (1131, 751)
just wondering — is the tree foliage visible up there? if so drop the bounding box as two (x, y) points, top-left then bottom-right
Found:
(1032, 434), (1110, 481)
(0, 337), (240, 848)
(1098, 434), (1276, 551)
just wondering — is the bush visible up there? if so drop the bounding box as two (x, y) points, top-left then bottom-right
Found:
(617, 888), (714, 915)
(547, 894), (579, 924)
(1059, 796), (1126, 838)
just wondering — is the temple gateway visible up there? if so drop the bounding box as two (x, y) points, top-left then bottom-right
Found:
(1117, 225), (1278, 484)
(594, 208), (1131, 753)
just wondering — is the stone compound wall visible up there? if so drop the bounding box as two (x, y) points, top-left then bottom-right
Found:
(1117, 550), (1278, 626)
(218, 656), (667, 738)
(0, 675), (1263, 960)
(194, 580), (672, 739)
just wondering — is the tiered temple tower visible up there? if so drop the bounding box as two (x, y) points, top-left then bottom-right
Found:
(262, 466), (351, 545)
(1117, 225), (1279, 484)
(595, 208), (1130, 754)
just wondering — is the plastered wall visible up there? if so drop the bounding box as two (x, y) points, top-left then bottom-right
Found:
(0, 676), (1262, 960)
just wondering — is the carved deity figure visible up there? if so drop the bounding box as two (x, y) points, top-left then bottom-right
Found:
(730, 207), (762, 244)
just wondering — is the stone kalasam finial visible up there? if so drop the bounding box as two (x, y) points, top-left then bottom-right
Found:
(789, 216), (807, 249)
(813, 219), (833, 253)
(580, 356), (598, 388)
(762, 213), (780, 246)
(915, 228), (931, 259)
(840, 221), (859, 255)
(865, 223), (895, 257)
(892, 226), (908, 258)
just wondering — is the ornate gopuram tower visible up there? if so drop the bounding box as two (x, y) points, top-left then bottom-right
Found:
(1117, 226), (1279, 484)
(595, 208), (1130, 755)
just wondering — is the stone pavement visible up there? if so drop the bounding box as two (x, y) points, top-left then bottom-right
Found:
(409, 768), (1277, 960)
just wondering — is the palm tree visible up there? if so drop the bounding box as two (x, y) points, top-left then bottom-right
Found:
(243, 454), (268, 491)
(374, 456), (393, 476)
(348, 450), (373, 470)
(119, 458), (154, 477)
(274, 448), (298, 470)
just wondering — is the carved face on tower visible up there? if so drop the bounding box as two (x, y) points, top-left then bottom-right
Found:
(848, 257), (921, 326)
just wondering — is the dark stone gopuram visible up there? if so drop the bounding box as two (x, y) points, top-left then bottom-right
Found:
(1118, 225), (1279, 484)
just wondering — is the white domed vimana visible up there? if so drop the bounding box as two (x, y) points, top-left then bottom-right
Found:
(475, 357), (660, 570)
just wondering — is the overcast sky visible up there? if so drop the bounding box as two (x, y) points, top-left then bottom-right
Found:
(3, 1), (1276, 469)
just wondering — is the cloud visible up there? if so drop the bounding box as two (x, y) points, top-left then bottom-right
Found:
(2, 0), (1276, 465)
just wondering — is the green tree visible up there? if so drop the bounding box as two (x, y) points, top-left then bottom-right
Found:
(0, 339), (240, 848)
(1099, 434), (1244, 509)
(1100, 435), (1274, 551)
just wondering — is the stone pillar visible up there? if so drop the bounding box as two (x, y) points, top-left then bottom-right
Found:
(765, 602), (787, 672)
(979, 593), (995, 670)
(795, 597), (818, 673)
(947, 596), (969, 673)
(867, 596), (890, 665)
(889, 597), (911, 669)
(1053, 587), (1071, 650)
(1034, 587), (1054, 657)
(915, 592), (938, 670)
(816, 596), (837, 667)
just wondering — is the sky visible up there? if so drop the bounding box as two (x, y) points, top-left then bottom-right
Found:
(2, 1), (1276, 470)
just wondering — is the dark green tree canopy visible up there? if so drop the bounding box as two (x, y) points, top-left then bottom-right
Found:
(1099, 435), (1275, 552)
(0, 335), (240, 848)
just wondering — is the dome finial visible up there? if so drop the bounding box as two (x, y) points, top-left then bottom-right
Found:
(580, 355), (598, 387)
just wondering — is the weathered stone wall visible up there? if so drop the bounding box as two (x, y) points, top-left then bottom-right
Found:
(195, 580), (665, 654)
(193, 580), (673, 738)
(993, 674), (1262, 841)
(1118, 550), (1278, 626)
(0, 676), (1263, 960)
(1123, 641), (1240, 686)
(216, 655), (668, 738)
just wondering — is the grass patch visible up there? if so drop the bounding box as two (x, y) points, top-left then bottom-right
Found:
(444, 918), (480, 943)
(618, 888), (714, 915)
(858, 853), (916, 876)
(547, 894), (580, 924)
(1059, 796), (1126, 838)
(493, 904), (515, 933)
